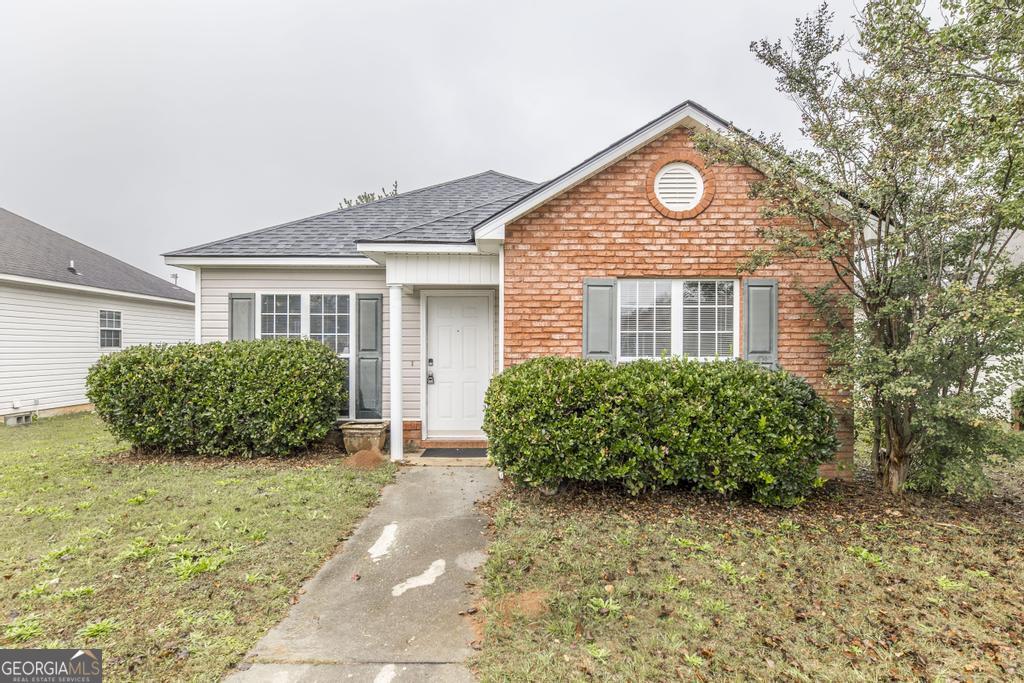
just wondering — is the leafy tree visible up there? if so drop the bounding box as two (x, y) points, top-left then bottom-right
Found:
(695, 0), (1024, 495)
(339, 180), (399, 209)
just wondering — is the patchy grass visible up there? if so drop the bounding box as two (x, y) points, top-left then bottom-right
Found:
(476, 469), (1024, 681)
(0, 413), (393, 681)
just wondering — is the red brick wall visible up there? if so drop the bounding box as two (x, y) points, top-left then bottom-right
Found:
(503, 126), (854, 478)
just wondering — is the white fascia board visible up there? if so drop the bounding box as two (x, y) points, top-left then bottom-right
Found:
(163, 256), (380, 268)
(0, 272), (194, 307)
(473, 104), (729, 241)
(355, 243), (481, 255)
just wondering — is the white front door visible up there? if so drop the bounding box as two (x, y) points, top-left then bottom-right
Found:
(425, 294), (492, 437)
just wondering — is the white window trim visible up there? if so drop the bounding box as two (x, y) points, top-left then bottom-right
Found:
(615, 279), (740, 362)
(254, 290), (357, 419)
(99, 309), (123, 351)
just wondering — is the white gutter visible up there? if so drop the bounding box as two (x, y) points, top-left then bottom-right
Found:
(164, 256), (380, 268)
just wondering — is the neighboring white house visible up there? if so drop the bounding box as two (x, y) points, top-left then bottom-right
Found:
(0, 208), (194, 425)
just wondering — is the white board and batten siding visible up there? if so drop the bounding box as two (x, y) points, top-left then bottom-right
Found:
(0, 281), (194, 417)
(385, 254), (499, 286)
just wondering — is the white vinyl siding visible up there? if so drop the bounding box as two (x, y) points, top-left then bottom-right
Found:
(617, 279), (738, 362)
(0, 281), (193, 416)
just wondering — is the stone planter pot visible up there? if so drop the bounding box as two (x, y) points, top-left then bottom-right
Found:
(340, 421), (390, 455)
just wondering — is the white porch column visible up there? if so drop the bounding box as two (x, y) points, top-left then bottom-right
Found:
(388, 284), (404, 461)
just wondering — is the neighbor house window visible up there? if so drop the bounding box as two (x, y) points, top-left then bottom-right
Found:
(617, 279), (736, 361)
(309, 294), (351, 354)
(99, 310), (122, 349)
(260, 294), (301, 339)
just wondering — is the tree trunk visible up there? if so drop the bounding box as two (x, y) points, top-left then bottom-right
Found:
(881, 413), (912, 494)
(881, 448), (910, 494)
(871, 394), (884, 483)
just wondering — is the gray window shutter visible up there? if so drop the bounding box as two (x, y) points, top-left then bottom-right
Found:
(744, 279), (778, 369)
(228, 293), (255, 341)
(355, 293), (383, 419)
(583, 279), (617, 361)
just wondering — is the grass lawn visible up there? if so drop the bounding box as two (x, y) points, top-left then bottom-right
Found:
(477, 470), (1024, 681)
(0, 412), (393, 681)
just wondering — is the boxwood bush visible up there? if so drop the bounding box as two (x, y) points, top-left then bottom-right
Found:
(87, 340), (348, 456)
(483, 357), (839, 507)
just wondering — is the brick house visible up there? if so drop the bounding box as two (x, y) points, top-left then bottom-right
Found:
(165, 100), (854, 475)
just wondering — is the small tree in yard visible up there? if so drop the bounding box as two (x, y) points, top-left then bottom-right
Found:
(695, 0), (1024, 495)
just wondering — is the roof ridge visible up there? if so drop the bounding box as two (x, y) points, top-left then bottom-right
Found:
(164, 170), (522, 256)
(366, 187), (536, 242)
(0, 207), (193, 298)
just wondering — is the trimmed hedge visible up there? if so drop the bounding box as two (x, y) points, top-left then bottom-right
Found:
(483, 357), (839, 507)
(87, 340), (348, 456)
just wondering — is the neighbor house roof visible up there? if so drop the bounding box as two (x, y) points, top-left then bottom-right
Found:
(165, 170), (537, 258)
(0, 208), (194, 304)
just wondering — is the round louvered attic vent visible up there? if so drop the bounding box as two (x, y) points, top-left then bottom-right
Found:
(653, 162), (704, 212)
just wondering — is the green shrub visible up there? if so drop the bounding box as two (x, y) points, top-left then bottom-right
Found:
(483, 357), (839, 507)
(87, 340), (348, 456)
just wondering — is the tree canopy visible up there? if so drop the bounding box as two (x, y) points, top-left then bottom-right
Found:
(696, 0), (1024, 495)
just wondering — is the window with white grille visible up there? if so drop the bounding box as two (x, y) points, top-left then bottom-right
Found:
(310, 294), (351, 355)
(99, 310), (121, 349)
(619, 280), (672, 359)
(260, 294), (301, 339)
(682, 281), (735, 358)
(654, 162), (704, 211)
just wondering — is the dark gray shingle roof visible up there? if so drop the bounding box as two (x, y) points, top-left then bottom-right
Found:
(0, 208), (194, 303)
(166, 170), (537, 257)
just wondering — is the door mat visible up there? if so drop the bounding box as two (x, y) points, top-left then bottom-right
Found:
(420, 448), (488, 458)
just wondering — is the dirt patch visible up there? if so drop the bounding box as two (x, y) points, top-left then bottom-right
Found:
(492, 590), (550, 624)
(343, 448), (387, 470)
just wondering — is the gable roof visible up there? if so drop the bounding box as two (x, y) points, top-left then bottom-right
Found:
(473, 100), (733, 241)
(0, 209), (194, 304)
(165, 171), (537, 258)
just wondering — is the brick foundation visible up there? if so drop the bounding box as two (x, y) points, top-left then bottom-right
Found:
(502, 126), (854, 479)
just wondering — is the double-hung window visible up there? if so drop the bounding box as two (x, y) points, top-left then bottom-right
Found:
(99, 310), (122, 349)
(681, 280), (735, 358)
(618, 280), (672, 359)
(310, 294), (352, 417)
(617, 279), (736, 361)
(260, 294), (302, 339)
(309, 295), (351, 354)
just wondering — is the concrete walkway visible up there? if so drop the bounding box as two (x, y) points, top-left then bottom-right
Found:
(229, 466), (500, 683)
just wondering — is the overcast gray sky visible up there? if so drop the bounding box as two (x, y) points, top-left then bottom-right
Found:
(0, 0), (858, 290)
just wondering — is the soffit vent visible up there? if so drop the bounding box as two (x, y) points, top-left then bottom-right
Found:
(653, 162), (704, 212)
